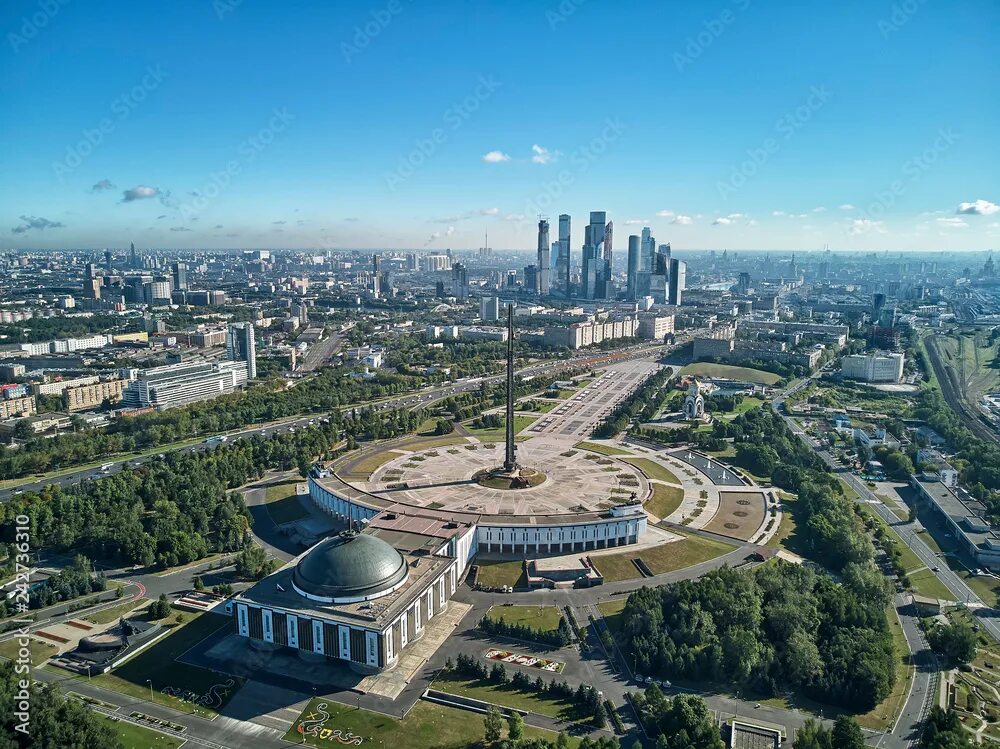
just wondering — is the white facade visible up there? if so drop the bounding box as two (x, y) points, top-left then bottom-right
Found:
(841, 352), (904, 383)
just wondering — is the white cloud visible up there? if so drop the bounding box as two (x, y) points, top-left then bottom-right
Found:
(530, 144), (558, 164)
(121, 185), (161, 202)
(772, 210), (787, 217)
(624, 219), (648, 226)
(502, 213), (526, 222)
(672, 215), (693, 225)
(712, 213), (745, 226)
(839, 204), (855, 210)
(812, 207), (827, 213)
(957, 199), (999, 216)
(656, 210), (675, 218)
(424, 225), (457, 246)
(91, 179), (114, 192)
(937, 217), (969, 228)
(849, 218), (886, 235)
(482, 150), (511, 163)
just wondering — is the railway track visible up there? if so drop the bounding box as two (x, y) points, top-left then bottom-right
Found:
(925, 334), (1000, 446)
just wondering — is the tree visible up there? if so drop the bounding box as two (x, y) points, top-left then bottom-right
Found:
(831, 716), (865, 749)
(655, 694), (724, 749)
(793, 719), (832, 749)
(149, 593), (171, 619)
(483, 706), (504, 745)
(193, 575), (205, 591)
(507, 712), (524, 742)
(928, 620), (977, 665)
(12, 419), (33, 440)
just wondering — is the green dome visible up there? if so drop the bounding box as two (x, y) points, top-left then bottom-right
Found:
(292, 531), (408, 602)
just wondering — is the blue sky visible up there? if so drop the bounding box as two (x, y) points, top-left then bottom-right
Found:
(1, 0), (997, 251)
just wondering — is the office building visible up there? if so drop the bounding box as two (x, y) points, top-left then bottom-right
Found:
(668, 258), (685, 306)
(226, 322), (257, 380)
(556, 214), (571, 292)
(523, 265), (538, 292)
(480, 296), (501, 322)
(171, 262), (188, 291)
(626, 235), (641, 301)
(536, 219), (550, 295)
(122, 360), (250, 410)
(841, 352), (905, 383)
(451, 263), (469, 299)
(64, 378), (130, 412)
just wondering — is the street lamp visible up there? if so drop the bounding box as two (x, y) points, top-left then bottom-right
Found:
(146, 679), (153, 702)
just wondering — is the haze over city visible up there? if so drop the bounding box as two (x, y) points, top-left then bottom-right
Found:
(2, 1), (998, 251)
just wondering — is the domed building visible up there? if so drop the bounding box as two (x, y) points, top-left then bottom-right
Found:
(233, 521), (475, 673)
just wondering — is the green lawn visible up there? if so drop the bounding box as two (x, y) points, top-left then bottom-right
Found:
(466, 415), (538, 443)
(644, 483), (684, 519)
(266, 494), (308, 525)
(340, 449), (404, 479)
(593, 534), (735, 582)
(476, 560), (526, 589)
(622, 457), (681, 484)
(285, 697), (580, 749)
(98, 715), (185, 749)
(264, 478), (300, 502)
(521, 398), (560, 413)
(71, 611), (243, 718)
(861, 509), (925, 575)
(574, 441), (633, 456)
(766, 493), (801, 554)
(84, 597), (148, 625)
(432, 674), (587, 724)
(679, 363), (782, 385)
(908, 569), (954, 601)
(597, 599), (628, 637)
(0, 637), (58, 666)
(486, 605), (562, 632)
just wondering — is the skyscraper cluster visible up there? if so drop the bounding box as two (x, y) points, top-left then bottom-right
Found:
(529, 211), (684, 305)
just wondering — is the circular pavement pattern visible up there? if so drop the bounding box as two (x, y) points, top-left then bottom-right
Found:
(361, 440), (648, 516)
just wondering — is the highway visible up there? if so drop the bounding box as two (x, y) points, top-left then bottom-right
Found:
(0, 340), (679, 503)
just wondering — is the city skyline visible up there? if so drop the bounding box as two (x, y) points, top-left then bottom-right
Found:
(2, 1), (998, 251)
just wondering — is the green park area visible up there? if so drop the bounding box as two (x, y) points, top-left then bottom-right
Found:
(679, 362), (782, 385)
(432, 673), (591, 727)
(908, 569), (955, 601)
(593, 534), (735, 583)
(644, 483), (684, 519)
(0, 637), (59, 666)
(264, 478), (308, 524)
(339, 449), (404, 480)
(84, 597), (149, 626)
(475, 560), (526, 589)
(486, 605), (562, 632)
(98, 715), (185, 749)
(574, 441), (632, 456)
(466, 415), (537, 443)
(51, 610), (243, 718)
(622, 457), (681, 484)
(285, 697), (580, 749)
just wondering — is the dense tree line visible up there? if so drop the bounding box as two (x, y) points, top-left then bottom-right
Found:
(0, 419), (396, 569)
(926, 619), (977, 665)
(28, 555), (106, 610)
(1, 660), (125, 748)
(619, 561), (896, 712)
(592, 366), (675, 438)
(0, 313), (141, 343)
(693, 354), (806, 379)
(629, 686), (723, 749)
(793, 716), (867, 749)
(0, 366), (428, 480)
(478, 613), (573, 647)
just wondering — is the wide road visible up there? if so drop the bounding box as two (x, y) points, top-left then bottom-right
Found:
(0, 341), (682, 503)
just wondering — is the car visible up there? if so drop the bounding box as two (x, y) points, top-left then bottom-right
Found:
(932, 566), (941, 572)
